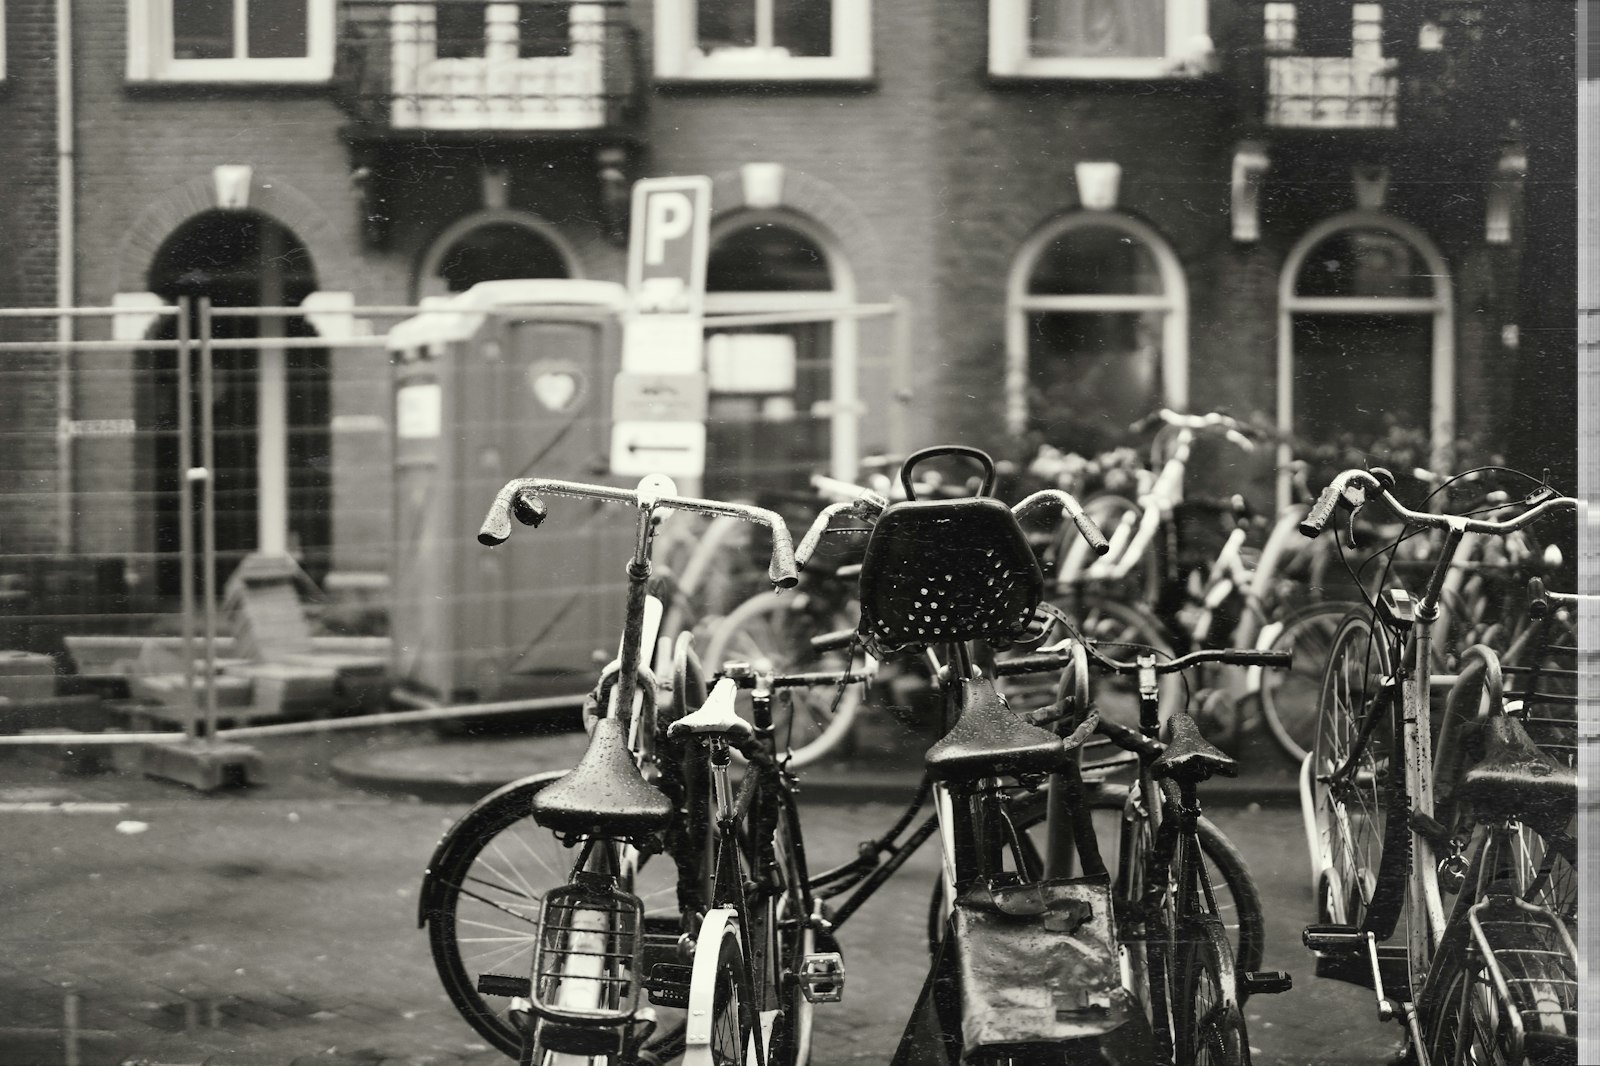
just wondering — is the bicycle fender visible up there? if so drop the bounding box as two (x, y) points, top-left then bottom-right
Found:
(417, 771), (566, 928)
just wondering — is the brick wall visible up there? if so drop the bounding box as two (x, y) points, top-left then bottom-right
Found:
(0, 0), (61, 556)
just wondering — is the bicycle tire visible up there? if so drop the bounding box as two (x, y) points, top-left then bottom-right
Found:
(1309, 610), (1410, 937)
(1171, 918), (1250, 1066)
(924, 784), (1266, 982)
(683, 909), (756, 1066)
(1418, 886), (1578, 1066)
(703, 590), (863, 768)
(1257, 601), (1359, 765)
(421, 775), (682, 1060)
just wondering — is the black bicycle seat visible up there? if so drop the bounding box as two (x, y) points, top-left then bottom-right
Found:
(925, 676), (1072, 782)
(858, 497), (1043, 653)
(530, 716), (674, 839)
(1152, 713), (1237, 783)
(1458, 715), (1575, 828)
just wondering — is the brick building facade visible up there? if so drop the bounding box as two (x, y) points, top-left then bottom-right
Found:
(0, 0), (1579, 624)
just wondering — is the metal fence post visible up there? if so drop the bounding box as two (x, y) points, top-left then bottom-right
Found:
(177, 298), (198, 741)
(198, 298), (219, 743)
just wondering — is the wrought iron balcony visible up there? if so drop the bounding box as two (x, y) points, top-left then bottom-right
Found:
(336, 0), (645, 138)
(1256, 2), (1398, 130)
(1228, 2), (1518, 144)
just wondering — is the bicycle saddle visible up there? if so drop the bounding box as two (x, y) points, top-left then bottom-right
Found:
(1152, 713), (1237, 783)
(667, 678), (754, 742)
(530, 716), (674, 840)
(925, 675), (1074, 782)
(1458, 714), (1575, 830)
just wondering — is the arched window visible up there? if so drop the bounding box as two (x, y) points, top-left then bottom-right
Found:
(1277, 212), (1452, 504)
(703, 212), (855, 496)
(1007, 214), (1188, 455)
(416, 211), (577, 300)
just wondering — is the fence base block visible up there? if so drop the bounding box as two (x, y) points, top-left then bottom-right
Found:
(141, 739), (264, 792)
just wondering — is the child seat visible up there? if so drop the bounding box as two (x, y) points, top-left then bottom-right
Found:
(857, 447), (1043, 655)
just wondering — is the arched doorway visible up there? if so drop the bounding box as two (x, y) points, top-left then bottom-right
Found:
(1277, 212), (1452, 504)
(416, 211), (576, 300)
(1006, 213), (1188, 455)
(703, 212), (855, 497)
(139, 210), (330, 595)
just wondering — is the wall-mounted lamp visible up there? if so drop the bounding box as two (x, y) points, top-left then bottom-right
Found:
(1231, 142), (1270, 242)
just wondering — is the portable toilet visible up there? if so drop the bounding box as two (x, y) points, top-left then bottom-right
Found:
(388, 279), (633, 704)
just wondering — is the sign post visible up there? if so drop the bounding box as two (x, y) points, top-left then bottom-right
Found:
(615, 176), (713, 490)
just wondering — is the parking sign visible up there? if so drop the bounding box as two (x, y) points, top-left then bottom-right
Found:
(627, 176), (712, 317)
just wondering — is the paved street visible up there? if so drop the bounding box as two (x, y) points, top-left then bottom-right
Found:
(0, 733), (1404, 1066)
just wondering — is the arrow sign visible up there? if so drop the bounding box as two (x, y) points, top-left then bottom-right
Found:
(610, 421), (707, 479)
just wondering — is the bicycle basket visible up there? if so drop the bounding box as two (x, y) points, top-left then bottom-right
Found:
(857, 496), (1043, 653)
(530, 878), (646, 1029)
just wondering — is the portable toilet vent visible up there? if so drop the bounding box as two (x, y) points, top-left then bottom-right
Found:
(388, 280), (632, 704)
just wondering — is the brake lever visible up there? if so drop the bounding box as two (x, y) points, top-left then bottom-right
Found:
(1346, 498), (1365, 551)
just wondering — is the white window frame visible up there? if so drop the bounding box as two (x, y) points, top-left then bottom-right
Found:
(127, 0), (335, 83)
(1005, 212), (1189, 437)
(654, 0), (871, 82)
(1276, 211), (1454, 508)
(988, 0), (1210, 80)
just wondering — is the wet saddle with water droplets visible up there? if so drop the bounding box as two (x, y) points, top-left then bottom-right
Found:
(530, 715), (673, 840)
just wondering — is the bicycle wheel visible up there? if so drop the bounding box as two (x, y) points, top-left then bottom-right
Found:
(1061, 598), (1182, 727)
(683, 910), (756, 1066)
(1418, 888), (1578, 1066)
(1309, 611), (1407, 935)
(757, 808), (816, 1066)
(924, 784), (1265, 982)
(1171, 919), (1249, 1066)
(1257, 601), (1358, 764)
(422, 776), (681, 1059)
(703, 590), (862, 768)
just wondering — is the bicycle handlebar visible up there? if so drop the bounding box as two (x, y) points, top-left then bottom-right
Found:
(1300, 469), (1578, 541)
(1083, 643), (1292, 676)
(1132, 408), (1260, 453)
(480, 476), (801, 589)
(1012, 490), (1111, 556)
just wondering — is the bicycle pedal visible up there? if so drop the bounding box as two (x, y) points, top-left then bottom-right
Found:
(1241, 970), (1292, 995)
(643, 963), (693, 1009)
(799, 952), (845, 1003)
(1302, 924), (1365, 955)
(477, 973), (533, 998)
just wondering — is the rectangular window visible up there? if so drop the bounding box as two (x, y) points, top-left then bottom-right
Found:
(434, 3), (572, 61)
(655, 0), (869, 81)
(989, 0), (1209, 79)
(129, 0), (333, 82)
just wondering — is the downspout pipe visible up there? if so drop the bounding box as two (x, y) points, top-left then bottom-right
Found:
(55, 0), (75, 552)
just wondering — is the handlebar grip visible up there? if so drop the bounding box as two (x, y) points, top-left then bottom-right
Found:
(478, 504), (513, 546)
(1221, 649), (1293, 669)
(809, 627), (858, 653)
(1527, 576), (1549, 619)
(768, 524), (800, 590)
(1299, 482), (1344, 539)
(1071, 508), (1110, 556)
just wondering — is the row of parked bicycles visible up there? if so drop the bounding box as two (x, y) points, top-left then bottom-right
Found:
(416, 410), (1583, 1066)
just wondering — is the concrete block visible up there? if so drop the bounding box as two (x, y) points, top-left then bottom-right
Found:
(0, 694), (111, 735)
(223, 661), (338, 717)
(130, 673), (255, 712)
(141, 739), (265, 791)
(281, 653), (392, 712)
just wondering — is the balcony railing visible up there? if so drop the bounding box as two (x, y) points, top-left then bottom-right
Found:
(336, 1), (644, 136)
(1259, 2), (1397, 130)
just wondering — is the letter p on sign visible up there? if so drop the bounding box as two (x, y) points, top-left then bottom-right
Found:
(628, 176), (712, 318)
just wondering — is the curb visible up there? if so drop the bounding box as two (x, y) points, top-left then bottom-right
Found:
(331, 746), (1302, 809)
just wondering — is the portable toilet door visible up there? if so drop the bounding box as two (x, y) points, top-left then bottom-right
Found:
(389, 280), (631, 704)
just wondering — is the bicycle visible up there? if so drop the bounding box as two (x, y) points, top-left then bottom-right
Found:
(1297, 467), (1580, 1065)
(421, 472), (803, 1065)
(1051, 410), (1355, 764)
